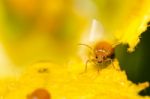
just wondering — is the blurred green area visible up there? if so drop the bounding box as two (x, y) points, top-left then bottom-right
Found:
(116, 27), (150, 95)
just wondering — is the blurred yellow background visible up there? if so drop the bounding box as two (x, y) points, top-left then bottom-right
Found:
(0, 0), (88, 69)
(0, 0), (150, 78)
(0, 0), (150, 98)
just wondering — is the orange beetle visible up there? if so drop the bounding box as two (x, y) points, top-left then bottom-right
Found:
(93, 41), (114, 63)
(80, 41), (115, 72)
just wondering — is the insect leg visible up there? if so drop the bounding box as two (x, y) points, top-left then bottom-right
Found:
(78, 43), (94, 56)
(85, 59), (91, 72)
(91, 59), (101, 72)
(109, 59), (115, 69)
(98, 61), (104, 73)
(105, 58), (119, 70)
(78, 44), (93, 50)
(79, 59), (91, 74)
(84, 59), (98, 72)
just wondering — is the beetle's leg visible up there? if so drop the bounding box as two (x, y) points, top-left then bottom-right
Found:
(79, 59), (91, 74)
(110, 59), (116, 70)
(105, 58), (119, 70)
(78, 44), (93, 50)
(108, 58), (114, 68)
(91, 58), (101, 73)
(85, 58), (98, 72)
(98, 61), (104, 73)
(85, 59), (90, 72)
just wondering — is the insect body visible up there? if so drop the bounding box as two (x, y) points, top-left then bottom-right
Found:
(93, 41), (114, 63)
(80, 41), (115, 72)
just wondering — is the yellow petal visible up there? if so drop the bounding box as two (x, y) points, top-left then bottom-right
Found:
(0, 61), (149, 99)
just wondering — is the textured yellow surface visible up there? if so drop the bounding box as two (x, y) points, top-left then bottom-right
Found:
(0, 0), (150, 99)
(0, 59), (149, 99)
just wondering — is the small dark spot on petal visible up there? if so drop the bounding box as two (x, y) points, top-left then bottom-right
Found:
(38, 68), (49, 73)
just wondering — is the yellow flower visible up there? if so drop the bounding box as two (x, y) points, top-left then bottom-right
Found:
(0, 61), (149, 99)
(0, 0), (150, 99)
(77, 0), (150, 52)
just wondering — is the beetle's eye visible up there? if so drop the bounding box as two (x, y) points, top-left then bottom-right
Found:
(96, 56), (98, 59)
